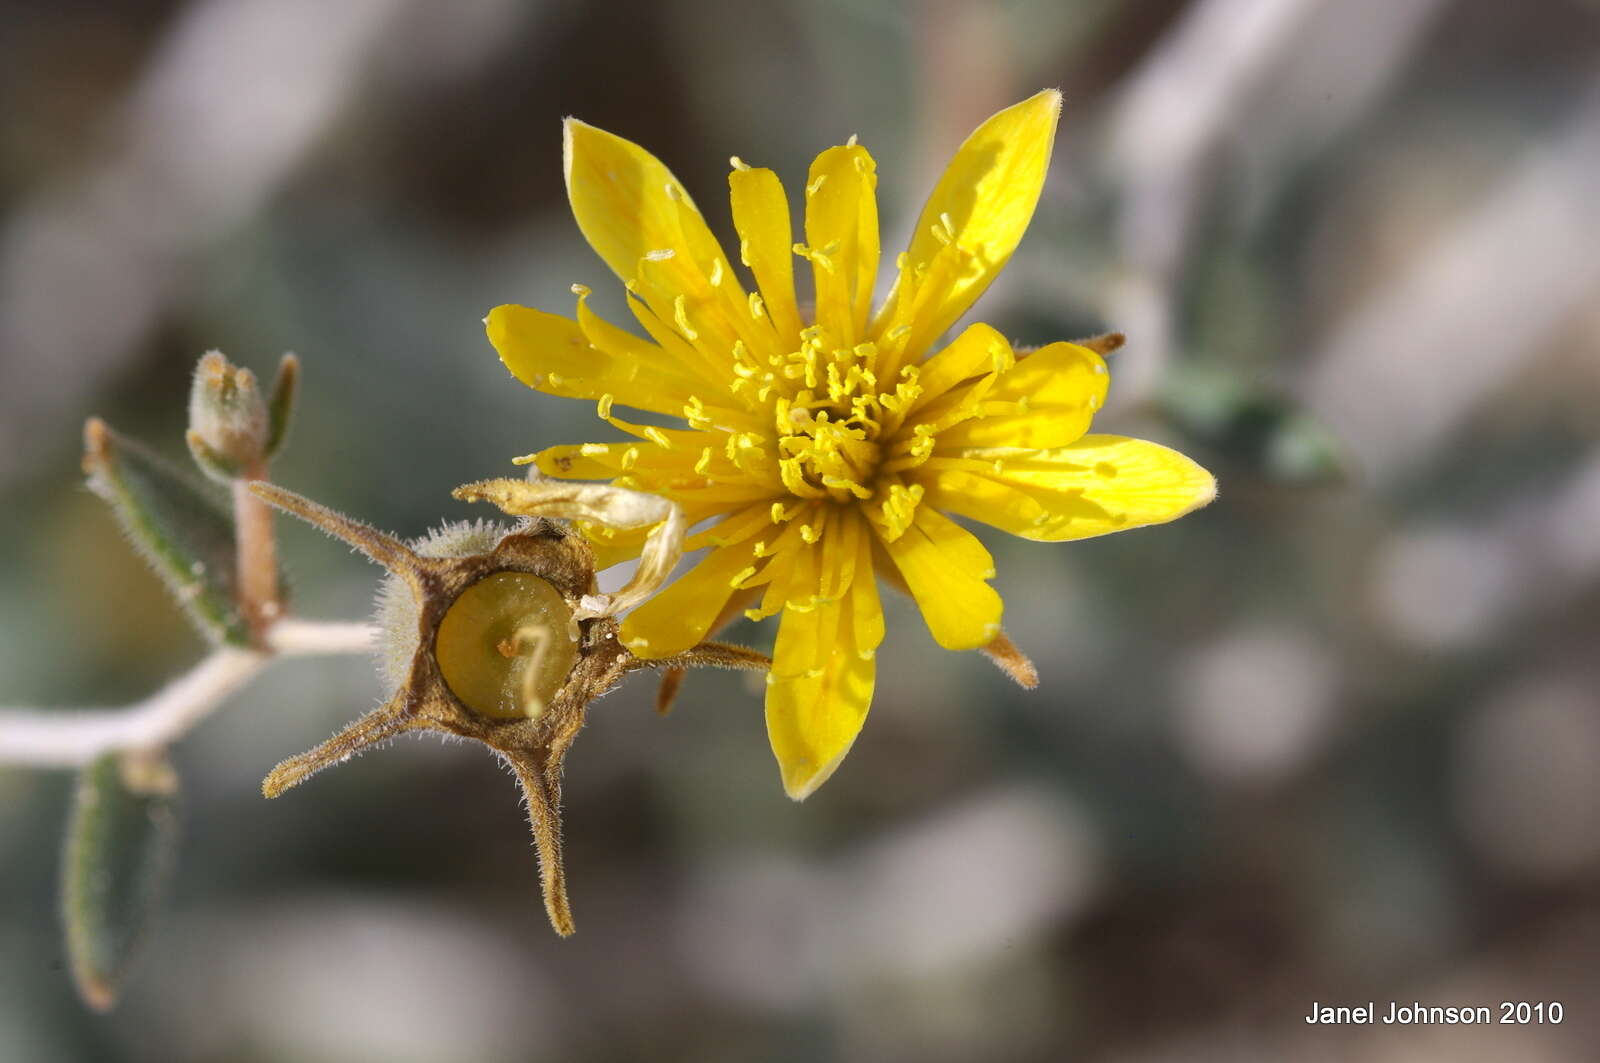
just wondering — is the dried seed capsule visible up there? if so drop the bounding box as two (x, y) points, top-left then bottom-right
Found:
(249, 480), (770, 937)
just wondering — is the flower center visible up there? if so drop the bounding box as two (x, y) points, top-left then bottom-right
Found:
(761, 324), (925, 503)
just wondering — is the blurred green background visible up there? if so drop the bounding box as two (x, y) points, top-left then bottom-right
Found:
(4, 0), (1600, 1059)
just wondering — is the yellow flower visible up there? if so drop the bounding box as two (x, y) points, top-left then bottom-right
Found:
(487, 90), (1216, 799)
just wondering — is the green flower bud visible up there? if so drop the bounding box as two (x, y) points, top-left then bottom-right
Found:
(186, 351), (269, 481)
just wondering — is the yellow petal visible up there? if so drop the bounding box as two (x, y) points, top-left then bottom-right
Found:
(817, 504), (862, 602)
(766, 528), (882, 799)
(587, 500), (767, 573)
(534, 423), (776, 493)
(934, 340), (1108, 450)
(487, 303), (715, 420)
(803, 143), (879, 345)
(572, 290), (747, 423)
(532, 428), (698, 479)
(920, 435), (1217, 541)
(729, 164), (804, 344)
(620, 539), (764, 658)
(907, 322), (1015, 413)
(583, 522), (654, 572)
(876, 89), (1061, 352)
(564, 118), (737, 298)
(876, 507), (1001, 650)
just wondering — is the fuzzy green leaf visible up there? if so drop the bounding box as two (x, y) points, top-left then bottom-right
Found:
(61, 752), (180, 1012)
(265, 353), (300, 459)
(83, 417), (250, 645)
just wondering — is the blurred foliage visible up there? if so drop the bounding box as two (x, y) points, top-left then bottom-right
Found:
(61, 753), (180, 1013)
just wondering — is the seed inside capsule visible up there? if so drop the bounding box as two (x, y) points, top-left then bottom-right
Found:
(435, 572), (580, 719)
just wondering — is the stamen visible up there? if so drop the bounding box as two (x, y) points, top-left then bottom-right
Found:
(872, 481), (925, 541)
(821, 476), (874, 500)
(673, 296), (699, 341)
(683, 395), (712, 429)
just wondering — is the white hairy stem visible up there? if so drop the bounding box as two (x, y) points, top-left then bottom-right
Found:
(0, 620), (378, 768)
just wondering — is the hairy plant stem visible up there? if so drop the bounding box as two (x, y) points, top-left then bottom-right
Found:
(0, 621), (378, 768)
(233, 460), (280, 643)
